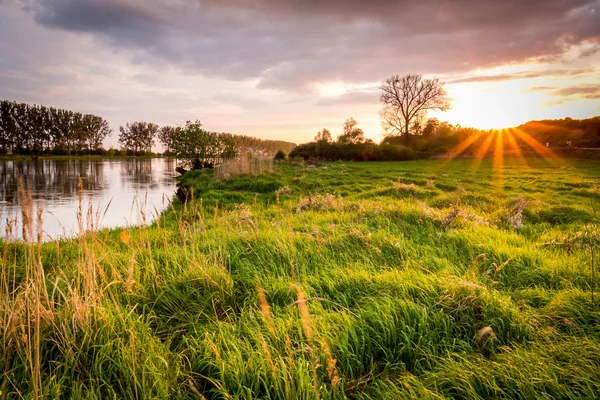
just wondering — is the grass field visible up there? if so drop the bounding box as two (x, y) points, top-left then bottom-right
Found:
(2, 157), (600, 399)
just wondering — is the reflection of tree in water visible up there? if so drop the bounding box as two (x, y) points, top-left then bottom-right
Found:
(0, 160), (106, 204)
(120, 159), (176, 189)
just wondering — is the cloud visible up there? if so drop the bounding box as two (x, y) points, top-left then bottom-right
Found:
(449, 68), (596, 84)
(552, 84), (600, 99)
(528, 86), (559, 91)
(27, 0), (600, 89)
(317, 89), (380, 106)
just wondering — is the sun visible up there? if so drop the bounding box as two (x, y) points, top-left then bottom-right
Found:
(439, 79), (554, 130)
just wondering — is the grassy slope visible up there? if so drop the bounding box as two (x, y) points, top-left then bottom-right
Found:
(2, 157), (600, 399)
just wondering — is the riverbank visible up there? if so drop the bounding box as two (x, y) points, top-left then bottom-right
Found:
(0, 154), (162, 161)
(1, 158), (599, 398)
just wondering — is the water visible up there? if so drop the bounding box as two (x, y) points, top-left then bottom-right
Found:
(0, 158), (178, 241)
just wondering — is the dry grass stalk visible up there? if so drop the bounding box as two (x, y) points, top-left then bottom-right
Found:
(442, 207), (462, 228)
(125, 256), (136, 293)
(474, 326), (496, 345)
(205, 333), (221, 362)
(120, 230), (130, 245)
(256, 283), (274, 334)
(392, 181), (421, 193)
(259, 333), (276, 375)
(187, 379), (208, 400)
(321, 338), (339, 390)
(275, 186), (292, 204)
(296, 193), (340, 213)
(495, 257), (513, 273)
(508, 198), (528, 229)
(292, 284), (320, 400)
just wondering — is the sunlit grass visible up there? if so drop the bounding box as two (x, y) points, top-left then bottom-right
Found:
(1, 158), (600, 399)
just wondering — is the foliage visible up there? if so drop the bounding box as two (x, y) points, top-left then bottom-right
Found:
(289, 141), (419, 161)
(158, 120), (236, 164)
(0, 99), (112, 154)
(118, 121), (159, 153)
(229, 134), (296, 157)
(160, 123), (296, 159)
(315, 128), (333, 143)
(337, 117), (366, 144)
(274, 150), (286, 160)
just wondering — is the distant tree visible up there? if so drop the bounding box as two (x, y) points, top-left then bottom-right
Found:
(158, 125), (178, 154)
(170, 120), (211, 161)
(343, 118), (358, 136)
(167, 120), (237, 164)
(410, 118), (423, 136)
(119, 121), (159, 153)
(0, 99), (111, 154)
(337, 118), (365, 144)
(314, 128), (332, 142)
(274, 150), (286, 161)
(48, 107), (72, 152)
(435, 121), (454, 137)
(422, 118), (440, 137)
(218, 133), (237, 159)
(0, 101), (17, 152)
(83, 115), (112, 150)
(12, 102), (31, 151)
(380, 74), (450, 145)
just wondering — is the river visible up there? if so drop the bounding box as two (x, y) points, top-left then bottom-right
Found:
(0, 158), (178, 241)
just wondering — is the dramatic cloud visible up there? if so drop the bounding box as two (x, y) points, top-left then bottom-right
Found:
(0, 0), (599, 143)
(29, 0), (600, 89)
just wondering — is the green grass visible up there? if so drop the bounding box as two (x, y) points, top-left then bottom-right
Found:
(2, 157), (600, 399)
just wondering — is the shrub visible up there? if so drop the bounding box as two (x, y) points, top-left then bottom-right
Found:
(274, 150), (286, 161)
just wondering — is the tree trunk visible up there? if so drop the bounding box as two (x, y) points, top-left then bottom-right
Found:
(404, 117), (410, 146)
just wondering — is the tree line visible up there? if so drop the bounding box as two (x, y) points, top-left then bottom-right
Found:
(289, 117), (419, 161)
(0, 100), (111, 155)
(156, 120), (297, 163)
(290, 73), (600, 161)
(291, 114), (600, 162)
(0, 99), (297, 158)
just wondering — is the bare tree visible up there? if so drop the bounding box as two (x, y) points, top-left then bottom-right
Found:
(380, 74), (450, 145)
(314, 128), (332, 142)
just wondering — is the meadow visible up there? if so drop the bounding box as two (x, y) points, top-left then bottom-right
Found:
(1, 157), (600, 399)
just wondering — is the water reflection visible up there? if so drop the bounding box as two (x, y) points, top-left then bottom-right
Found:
(0, 158), (177, 240)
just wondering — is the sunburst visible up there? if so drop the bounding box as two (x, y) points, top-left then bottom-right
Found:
(435, 123), (567, 180)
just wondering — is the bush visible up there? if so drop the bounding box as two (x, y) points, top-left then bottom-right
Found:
(274, 150), (286, 161)
(289, 142), (419, 162)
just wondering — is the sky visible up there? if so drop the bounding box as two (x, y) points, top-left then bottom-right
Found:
(1, 0), (599, 148)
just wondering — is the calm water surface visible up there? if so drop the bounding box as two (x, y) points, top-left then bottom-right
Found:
(0, 158), (178, 240)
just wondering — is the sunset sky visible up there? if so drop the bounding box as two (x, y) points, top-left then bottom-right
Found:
(1, 0), (599, 147)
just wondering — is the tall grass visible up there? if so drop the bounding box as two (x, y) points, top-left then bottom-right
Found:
(214, 153), (274, 181)
(0, 158), (599, 398)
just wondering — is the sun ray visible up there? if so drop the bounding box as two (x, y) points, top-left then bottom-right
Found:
(449, 132), (485, 158)
(510, 127), (564, 167)
(492, 129), (504, 188)
(433, 132), (485, 173)
(505, 128), (529, 168)
(470, 130), (496, 172)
